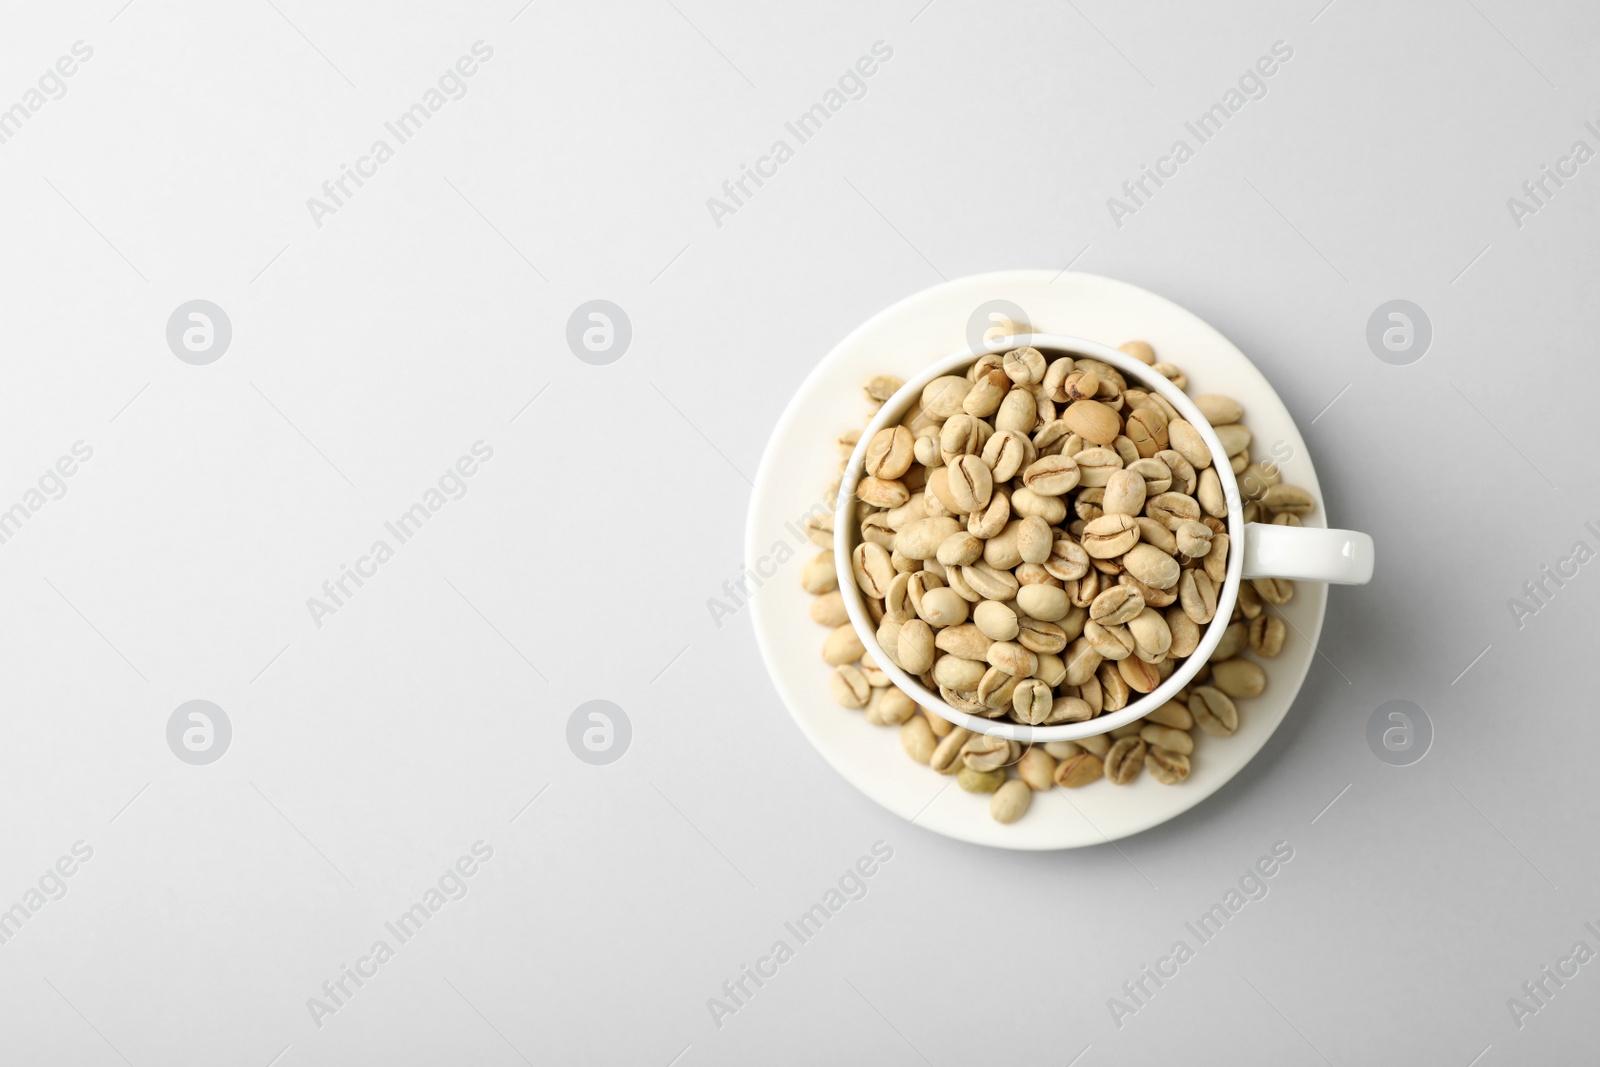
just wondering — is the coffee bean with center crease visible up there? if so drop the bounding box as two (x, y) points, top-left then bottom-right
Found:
(1189, 686), (1239, 737)
(1146, 747), (1191, 784)
(1054, 752), (1104, 787)
(1090, 585), (1144, 625)
(962, 562), (1020, 601)
(939, 413), (985, 464)
(830, 665), (871, 708)
(977, 666), (1017, 709)
(1021, 454), (1080, 496)
(1016, 616), (1069, 655)
(1012, 678), (1053, 724)
(1262, 484), (1314, 516)
(1179, 570), (1218, 624)
(983, 429), (1033, 482)
(1174, 520), (1212, 558)
(929, 726), (973, 773)
(1083, 620), (1135, 660)
(1127, 457), (1172, 495)
(946, 454), (993, 513)
(1125, 407), (1169, 458)
(1044, 538), (1090, 581)
(1250, 615), (1286, 657)
(967, 491), (1011, 538)
(961, 733), (1017, 771)
(864, 425), (915, 479)
(1251, 576), (1294, 605)
(1147, 491), (1201, 530)
(852, 542), (894, 598)
(1073, 448), (1123, 488)
(1082, 513), (1140, 558)
(1104, 737), (1147, 784)
(1155, 449), (1197, 494)
(1118, 656), (1161, 693)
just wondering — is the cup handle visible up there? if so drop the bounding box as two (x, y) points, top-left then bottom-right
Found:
(1240, 522), (1374, 584)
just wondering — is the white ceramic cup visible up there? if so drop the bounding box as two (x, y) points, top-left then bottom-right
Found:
(834, 334), (1374, 743)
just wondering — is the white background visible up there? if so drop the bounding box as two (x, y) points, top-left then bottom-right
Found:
(0, 0), (1595, 1063)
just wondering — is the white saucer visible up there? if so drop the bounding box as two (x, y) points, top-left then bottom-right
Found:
(745, 271), (1330, 849)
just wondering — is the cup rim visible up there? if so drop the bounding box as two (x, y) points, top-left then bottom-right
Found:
(833, 333), (1246, 743)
